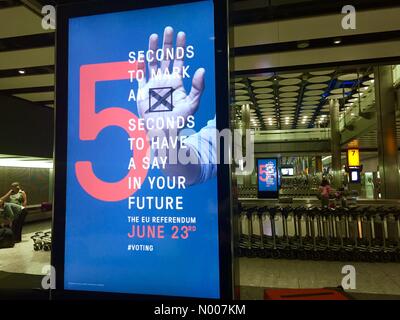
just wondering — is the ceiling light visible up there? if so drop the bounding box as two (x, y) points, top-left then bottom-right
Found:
(18, 69), (25, 74)
(333, 38), (342, 45)
(0, 158), (53, 169)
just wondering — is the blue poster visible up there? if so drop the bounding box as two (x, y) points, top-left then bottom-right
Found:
(257, 159), (278, 192)
(65, 0), (220, 298)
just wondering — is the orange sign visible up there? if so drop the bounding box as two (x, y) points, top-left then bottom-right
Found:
(347, 149), (360, 167)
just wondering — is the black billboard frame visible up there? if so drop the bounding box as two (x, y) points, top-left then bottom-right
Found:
(52, 0), (233, 300)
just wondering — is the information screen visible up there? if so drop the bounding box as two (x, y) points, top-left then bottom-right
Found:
(257, 158), (279, 196)
(281, 167), (294, 176)
(64, 0), (221, 298)
(350, 170), (361, 183)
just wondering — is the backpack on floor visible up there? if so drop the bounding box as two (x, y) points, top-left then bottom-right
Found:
(0, 227), (15, 249)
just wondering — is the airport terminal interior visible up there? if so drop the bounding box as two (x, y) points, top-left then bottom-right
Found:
(1, 0), (400, 300)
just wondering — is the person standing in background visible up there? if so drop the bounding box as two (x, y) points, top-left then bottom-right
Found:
(319, 178), (332, 208)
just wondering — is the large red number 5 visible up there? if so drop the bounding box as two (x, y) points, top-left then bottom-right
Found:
(77, 61), (149, 202)
(259, 164), (268, 182)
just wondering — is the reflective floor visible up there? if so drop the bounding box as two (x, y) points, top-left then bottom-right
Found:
(240, 257), (400, 296)
(0, 220), (51, 275)
(1, 220), (400, 298)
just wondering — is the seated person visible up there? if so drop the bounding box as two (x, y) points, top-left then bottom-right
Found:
(0, 199), (12, 228)
(0, 182), (27, 226)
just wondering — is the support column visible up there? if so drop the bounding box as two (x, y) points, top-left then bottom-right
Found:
(329, 99), (342, 188)
(315, 156), (323, 173)
(374, 66), (400, 199)
(241, 104), (252, 187)
(308, 156), (314, 175)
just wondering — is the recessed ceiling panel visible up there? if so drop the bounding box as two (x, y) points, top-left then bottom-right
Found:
(280, 92), (298, 98)
(303, 96), (321, 101)
(258, 104), (275, 108)
(330, 88), (351, 94)
(308, 76), (331, 83)
(280, 97), (298, 102)
(280, 73), (302, 78)
(279, 78), (301, 85)
(256, 93), (274, 99)
(306, 83), (328, 90)
(235, 89), (248, 95)
(253, 87), (273, 93)
(309, 70), (335, 75)
(337, 73), (360, 81)
(235, 95), (250, 101)
(357, 86), (370, 92)
(363, 80), (374, 86)
(249, 75), (273, 81)
(234, 82), (246, 89)
(251, 81), (273, 87)
(280, 110), (295, 114)
(280, 102), (297, 107)
(235, 101), (252, 106)
(279, 85), (300, 92)
(257, 99), (274, 104)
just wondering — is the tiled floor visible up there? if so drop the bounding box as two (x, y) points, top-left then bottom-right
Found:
(240, 257), (400, 296)
(0, 220), (51, 275)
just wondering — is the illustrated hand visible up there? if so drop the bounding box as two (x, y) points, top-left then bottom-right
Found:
(137, 26), (205, 134)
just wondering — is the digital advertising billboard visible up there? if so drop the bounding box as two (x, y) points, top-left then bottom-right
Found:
(257, 158), (279, 198)
(53, 0), (232, 299)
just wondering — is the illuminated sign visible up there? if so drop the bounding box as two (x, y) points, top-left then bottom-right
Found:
(54, 0), (232, 299)
(347, 148), (360, 167)
(281, 167), (294, 176)
(349, 169), (361, 183)
(257, 158), (279, 198)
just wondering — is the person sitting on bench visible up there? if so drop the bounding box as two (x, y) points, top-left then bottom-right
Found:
(0, 199), (12, 228)
(0, 182), (27, 226)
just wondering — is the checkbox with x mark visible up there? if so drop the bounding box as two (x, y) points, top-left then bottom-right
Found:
(147, 87), (174, 113)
